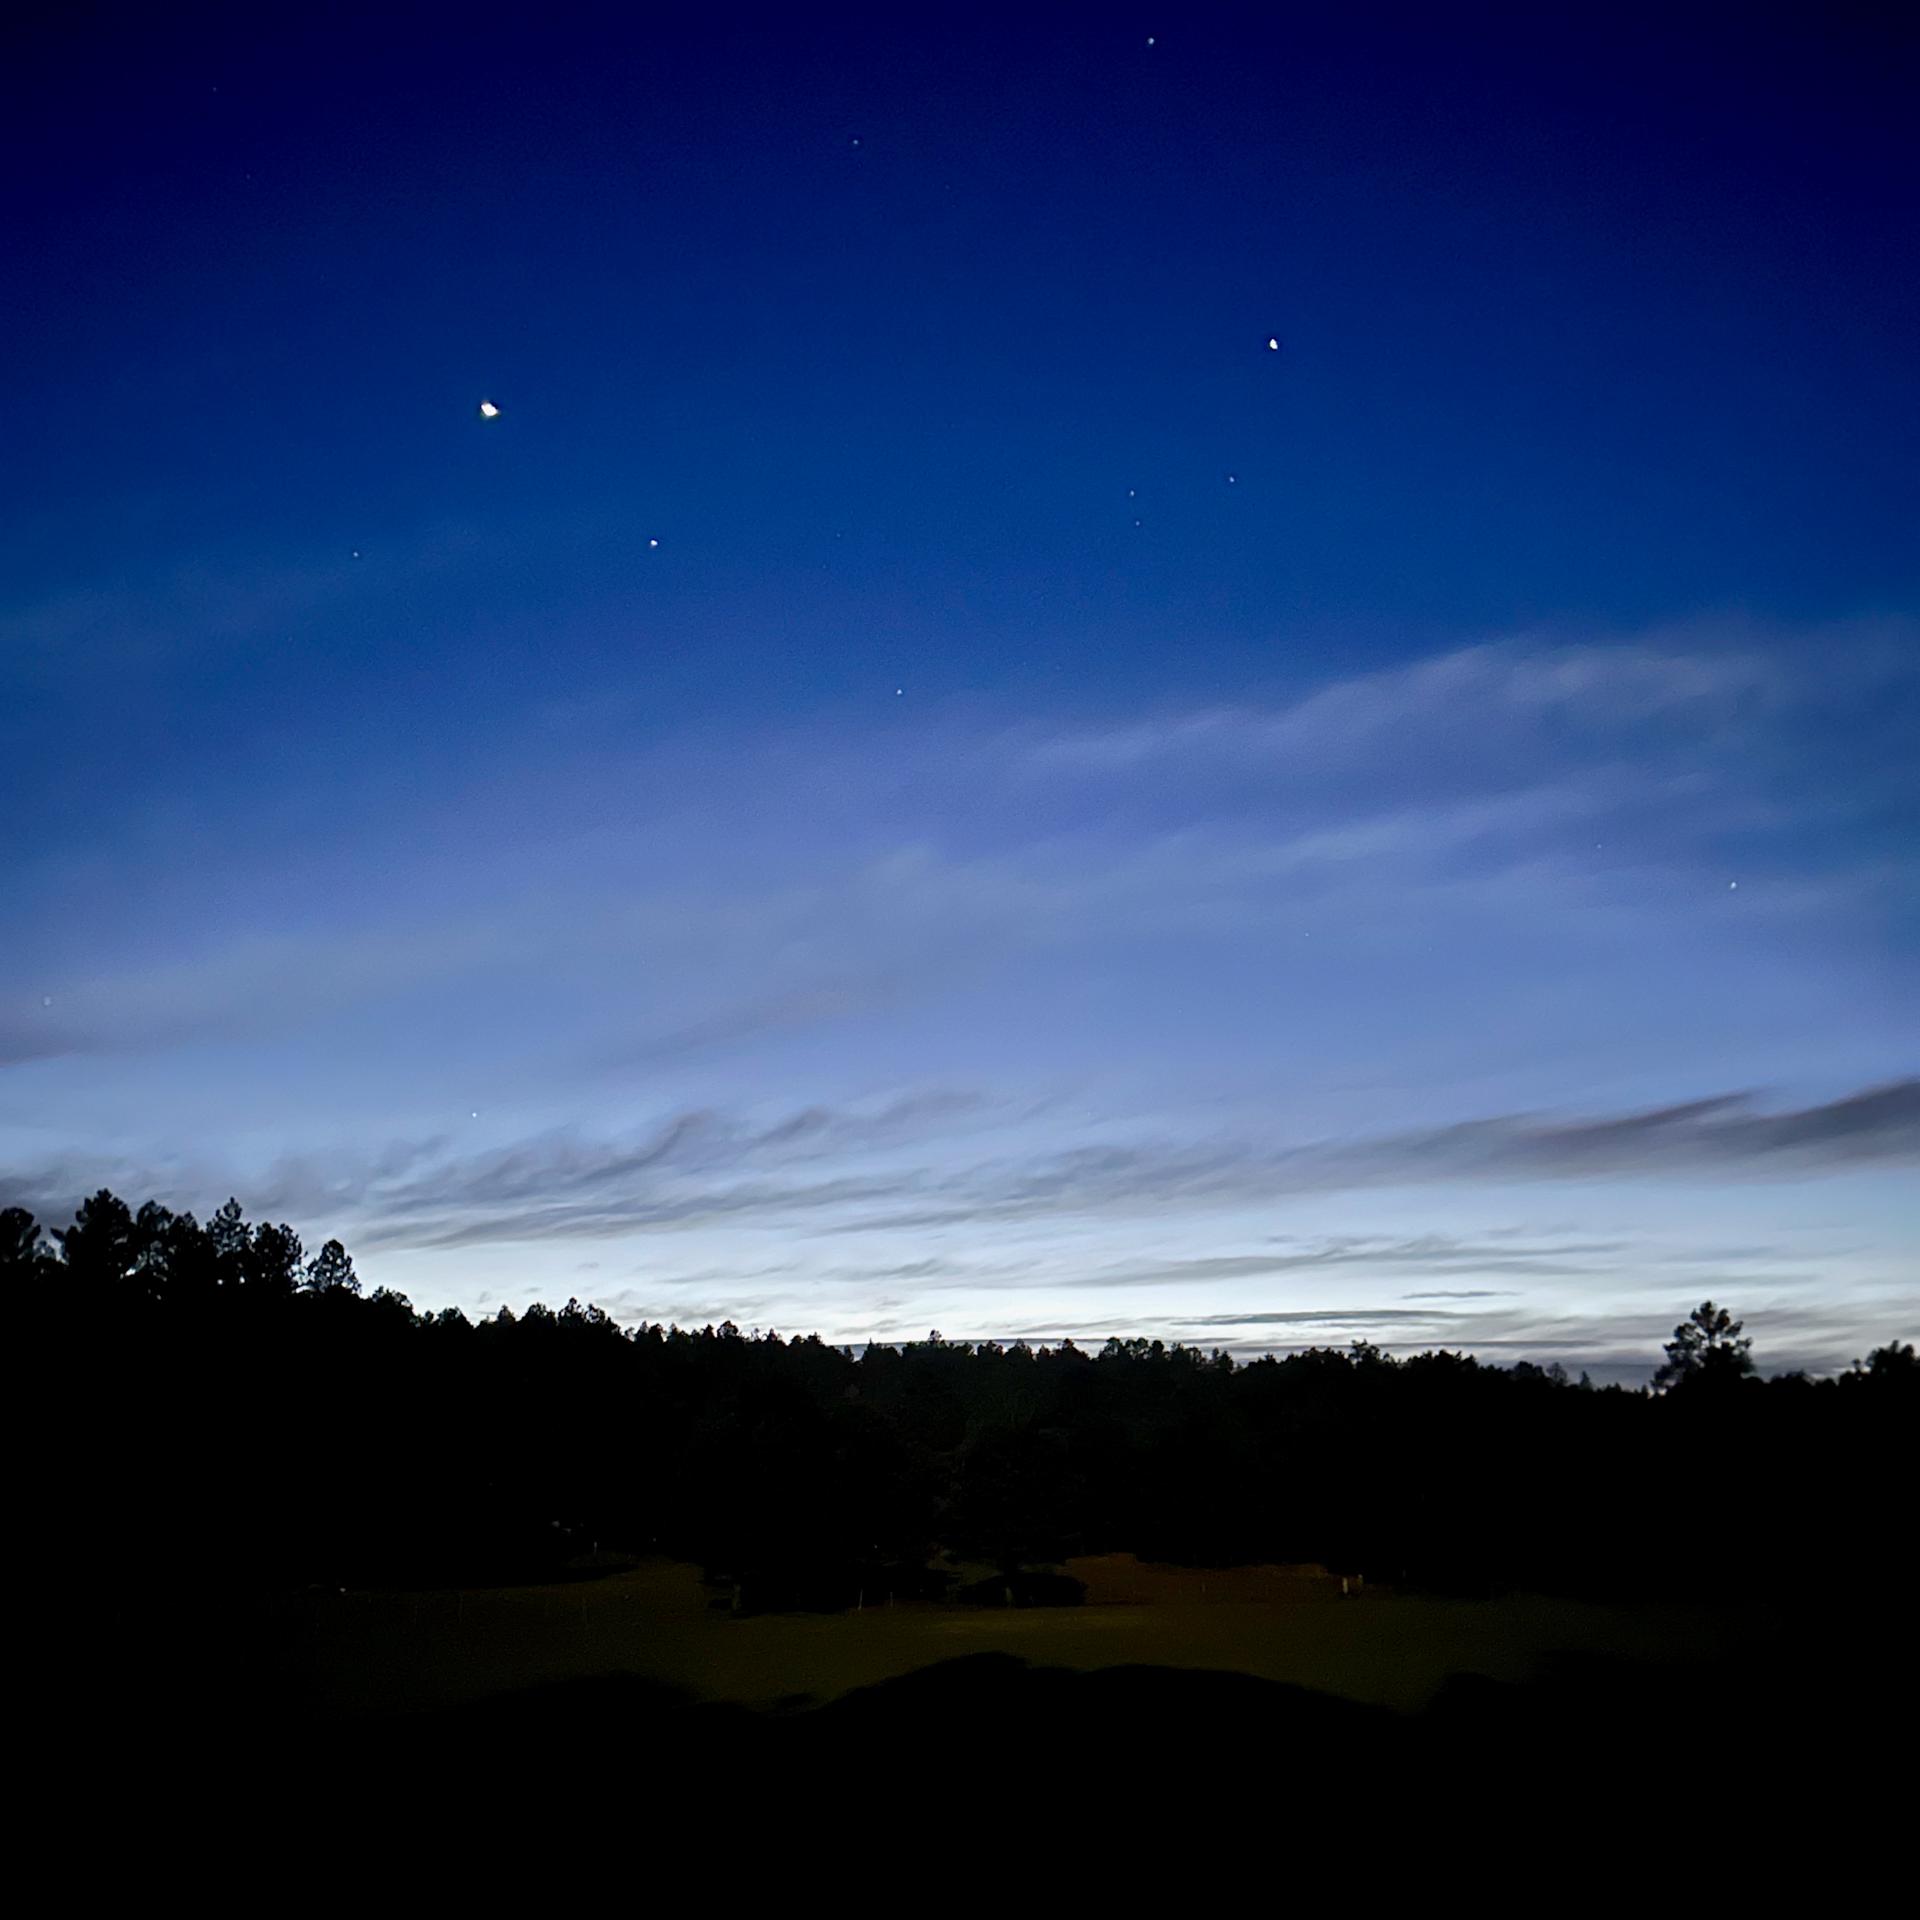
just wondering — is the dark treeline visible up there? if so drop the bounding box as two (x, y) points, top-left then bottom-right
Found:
(15, 1191), (1915, 1608)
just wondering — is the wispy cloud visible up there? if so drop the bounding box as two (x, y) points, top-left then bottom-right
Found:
(1023, 634), (1791, 777)
(1, 523), (498, 680)
(1302, 1079), (1920, 1183)
(5, 624), (1912, 1383)
(1060, 1235), (1629, 1290)
(1178, 1308), (1466, 1328)
(7, 1079), (1911, 1254)
(840, 1080), (1920, 1236)
(8, 623), (1910, 1080)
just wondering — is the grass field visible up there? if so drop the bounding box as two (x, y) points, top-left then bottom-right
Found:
(276, 1554), (1771, 1724)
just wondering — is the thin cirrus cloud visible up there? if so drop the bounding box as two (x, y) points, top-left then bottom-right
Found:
(2, 623), (1912, 1377)
(1017, 621), (1914, 798)
(4, 621), (1909, 1079)
(1065, 1238), (1629, 1290)
(7, 1077), (1909, 1257)
(833, 1080), (1920, 1239)
(1020, 634), (1787, 775)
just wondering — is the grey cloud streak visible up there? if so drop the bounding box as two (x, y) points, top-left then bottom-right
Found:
(1060, 1235), (1633, 1291)
(845, 1080), (1920, 1235)
(5, 1079), (1911, 1255)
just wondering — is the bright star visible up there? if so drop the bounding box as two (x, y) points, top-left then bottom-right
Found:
(478, 399), (500, 419)
(1267, 337), (1280, 350)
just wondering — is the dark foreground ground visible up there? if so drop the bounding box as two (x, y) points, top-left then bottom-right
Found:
(63, 1556), (1913, 1879)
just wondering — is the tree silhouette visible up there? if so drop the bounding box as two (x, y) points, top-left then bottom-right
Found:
(53, 1189), (138, 1291)
(1857, 1340), (1916, 1380)
(209, 1197), (251, 1256)
(14, 1186), (1915, 1607)
(1654, 1300), (1754, 1391)
(247, 1221), (305, 1295)
(1, 1205), (48, 1278)
(304, 1237), (359, 1294)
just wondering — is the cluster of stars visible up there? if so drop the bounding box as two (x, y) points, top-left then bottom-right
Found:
(445, 325), (1281, 697)
(1123, 337), (1279, 534)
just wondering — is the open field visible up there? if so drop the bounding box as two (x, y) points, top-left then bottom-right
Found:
(270, 1555), (1777, 1724)
(95, 1551), (1912, 1850)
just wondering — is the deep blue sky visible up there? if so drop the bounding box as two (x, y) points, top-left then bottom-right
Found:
(4, 4), (1915, 1377)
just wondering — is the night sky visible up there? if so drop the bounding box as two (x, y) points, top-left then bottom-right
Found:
(5, 5), (1915, 1379)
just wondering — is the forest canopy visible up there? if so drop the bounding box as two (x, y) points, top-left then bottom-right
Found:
(12, 1192), (1913, 1609)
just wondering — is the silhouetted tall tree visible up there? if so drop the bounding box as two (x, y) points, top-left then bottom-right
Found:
(247, 1221), (305, 1295)
(54, 1189), (138, 1292)
(304, 1238), (359, 1295)
(1, 1205), (48, 1279)
(209, 1197), (252, 1256)
(1654, 1300), (1754, 1391)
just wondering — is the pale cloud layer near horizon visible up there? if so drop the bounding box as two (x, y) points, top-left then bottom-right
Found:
(4, 623), (1915, 1381)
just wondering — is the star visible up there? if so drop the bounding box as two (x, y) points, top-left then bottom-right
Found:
(1227, 473), (1236, 483)
(1728, 880), (1738, 890)
(1267, 337), (1280, 351)
(649, 537), (659, 548)
(478, 399), (500, 419)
